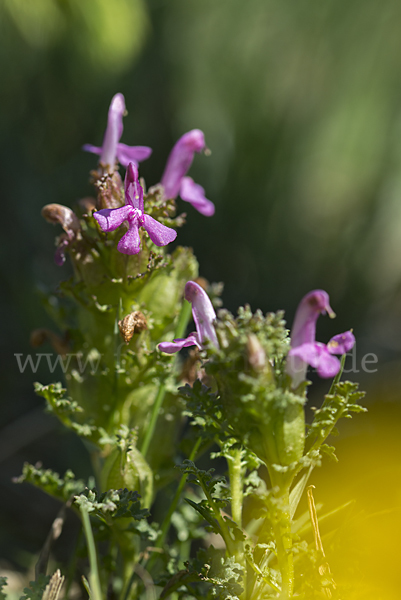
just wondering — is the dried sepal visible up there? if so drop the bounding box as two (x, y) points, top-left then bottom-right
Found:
(118, 311), (148, 344)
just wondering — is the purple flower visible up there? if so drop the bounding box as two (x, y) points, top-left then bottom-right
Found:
(158, 281), (219, 353)
(161, 130), (215, 217)
(83, 93), (152, 169)
(286, 290), (355, 387)
(93, 163), (177, 255)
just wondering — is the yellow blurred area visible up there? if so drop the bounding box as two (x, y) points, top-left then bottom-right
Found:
(307, 379), (401, 599)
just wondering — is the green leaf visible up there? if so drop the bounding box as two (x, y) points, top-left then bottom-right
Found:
(15, 464), (85, 502)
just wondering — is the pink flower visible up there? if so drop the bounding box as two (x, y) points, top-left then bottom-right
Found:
(161, 130), (215, 217)
(93, 163), (177, 255)
(286, 290), (355, 387)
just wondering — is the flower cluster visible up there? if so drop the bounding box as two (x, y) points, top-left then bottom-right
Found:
(85, 93), (215, 234)
(48, 94), (356, 390)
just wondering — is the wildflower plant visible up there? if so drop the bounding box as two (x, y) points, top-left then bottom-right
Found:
(11, 94), (366, 600)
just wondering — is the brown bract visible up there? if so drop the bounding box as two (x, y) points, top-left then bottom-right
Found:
(41, 204), (80, 235)
(118, 311), (148, 344)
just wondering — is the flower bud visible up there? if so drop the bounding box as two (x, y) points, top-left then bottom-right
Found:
(246, 334), (266, 372)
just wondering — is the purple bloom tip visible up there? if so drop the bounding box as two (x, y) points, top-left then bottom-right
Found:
(327, 330), (355, 354)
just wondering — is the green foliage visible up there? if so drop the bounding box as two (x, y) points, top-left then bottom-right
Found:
(15, 464), (85, 502)
(186, 549), (244, 600)
(74, 488), (158, 541)
(20, 575), (50, 600)
(306, 381), (367, 455)
(33, 382), (100, 440)
(0, 578), (7, 600)
(159, 548), (244, 600)
(177, 460), (228, 502)
(180, 380), (234, 440)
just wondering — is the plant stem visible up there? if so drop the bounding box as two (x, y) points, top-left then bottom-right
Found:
(271, 487), (294, 599)
(227, 446), (246, 597)
(327, 353), (346, 396)
(140, 299), (192, 458)
(80, 507), (102, 600)
(157, 437), (202, 548)
(140, 384), (166, 458)
(228, 447), (243, 529)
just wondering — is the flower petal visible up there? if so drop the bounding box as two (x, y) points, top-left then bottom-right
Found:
(327, 330), (355, 354)
(180, 177), (215, 216)
(100, 93), (125, 167)
(142, 214), (177, 247)
(315, 350), (341, 379)
(124, 163), (144, 211)
(82, 144), (102, 156)
(161, 129), (206, 199)
(184, 281), (219, 348)
(158, 333), (200, 354)
(94, 205), (132, 232)
(117, 221), (141, 255)
(116, 143), (152, 167)
(288, 342), (341, 380)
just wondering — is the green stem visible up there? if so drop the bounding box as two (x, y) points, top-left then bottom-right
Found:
(140, 299), (192, 458)
(227, 447), (246, 597)
(327, 353), (346, 396)
(113, 298), (123, 397)
(157, 437), (202, 548)
(80, 507), (102, 600)
(140, 384), (166, 458)
(228, 447), (243, 529)
(265, 468), (294, 600)
(271, 488), (294, 600)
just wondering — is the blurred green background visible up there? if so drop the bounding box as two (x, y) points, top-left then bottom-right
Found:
(2, 0), (401, 597)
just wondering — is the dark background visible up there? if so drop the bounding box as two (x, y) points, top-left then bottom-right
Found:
(2, 1), (401, 596)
